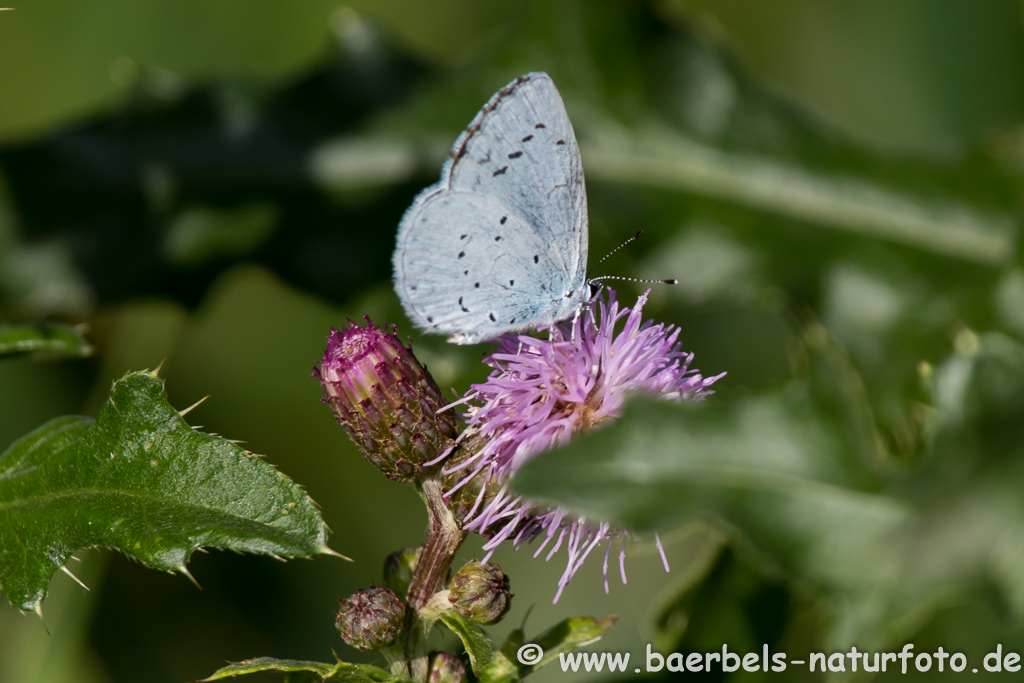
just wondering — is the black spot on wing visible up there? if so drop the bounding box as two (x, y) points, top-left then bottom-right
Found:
(458, 251), (466, 259)
(460, 234), (467, 239)
(556, 140), (565, 145)
(493, 166), (508, 177)
(459, 296), (469, 313)
(509, 280), (515, 286)
(535, 123), (546, 129)
(533, 255), (539, 263)
(489, 313), (496, 322)
(427, 316), (434, 323)
(495, 236), (502, 241)
(500, 216), (507, 224)
(521, 134), (534, 142)
(508, 151), (523, 159)
(474, 282), (480, 288)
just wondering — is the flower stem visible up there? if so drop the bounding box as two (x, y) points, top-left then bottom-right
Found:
(403, 477), (466, 681)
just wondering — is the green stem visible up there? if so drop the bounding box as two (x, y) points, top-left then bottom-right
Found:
(403, 477), (466, 682)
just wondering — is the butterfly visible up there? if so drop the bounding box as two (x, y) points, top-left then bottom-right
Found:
(392, 72), (591, 345)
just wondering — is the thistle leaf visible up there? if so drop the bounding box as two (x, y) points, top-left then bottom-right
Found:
(0, 370), (336, 612)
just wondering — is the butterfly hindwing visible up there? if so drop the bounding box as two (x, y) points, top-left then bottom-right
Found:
(395, 191), (572, 344)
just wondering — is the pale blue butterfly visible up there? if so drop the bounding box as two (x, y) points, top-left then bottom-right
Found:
(393, 72), (591, 345)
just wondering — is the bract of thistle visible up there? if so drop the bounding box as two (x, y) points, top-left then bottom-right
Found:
(441, 289), (725, 602)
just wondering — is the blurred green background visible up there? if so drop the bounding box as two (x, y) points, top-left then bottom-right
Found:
(3, 0), (1024, 681)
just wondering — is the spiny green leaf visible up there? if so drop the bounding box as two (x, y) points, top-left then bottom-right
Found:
(0, 370), (336, 612)
(202, 658), (333, 682)
(0, 323), (92, 358)
(201, 657), (404, 682)
(527, 616), (619, 671)
(478, 652), (518, 683)
(477, 626), (525, 683)
(438, 611), (492, 674)
(511, 395), (909, 593)
(480, 616), (618, 682)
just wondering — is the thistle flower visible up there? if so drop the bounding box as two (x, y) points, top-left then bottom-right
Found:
(315, 318), (458, 483)
(442, 289), (724, 602)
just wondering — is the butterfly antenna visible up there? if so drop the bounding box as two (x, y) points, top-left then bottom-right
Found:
(587, 231), (677, 287)
(589, 275), (678, 286)
(587, 230), (646, 276)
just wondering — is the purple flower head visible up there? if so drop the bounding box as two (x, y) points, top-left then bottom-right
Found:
(441, 289), (724, 602)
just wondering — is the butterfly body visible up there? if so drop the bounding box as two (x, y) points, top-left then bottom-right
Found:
(393, 72), (589, 345)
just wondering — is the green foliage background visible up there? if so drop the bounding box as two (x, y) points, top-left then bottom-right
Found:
(3, 1), (1024, 681)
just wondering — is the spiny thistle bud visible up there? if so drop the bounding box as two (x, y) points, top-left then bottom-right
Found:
(315, 318), (458, 483)
(335, 586), (405, 652)
(383, 546), (421, 600)
(448, 561), (511, 625)
(428, 652), (467, 683)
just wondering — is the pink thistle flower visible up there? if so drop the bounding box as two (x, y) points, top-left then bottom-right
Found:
(441, 289), (724, 602)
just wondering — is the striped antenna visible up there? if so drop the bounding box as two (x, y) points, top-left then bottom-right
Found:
(590, 275), (678, 285)
(587, 229), (677, 286)
(587, 230), (645, 276)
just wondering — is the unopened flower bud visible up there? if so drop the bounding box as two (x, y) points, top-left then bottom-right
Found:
(383, 546), (421, 599)
(428, 652), (466, 683)
(448, 561), (511, 624)
(315, 319), (458, 482)
(335, 586), (405, 651)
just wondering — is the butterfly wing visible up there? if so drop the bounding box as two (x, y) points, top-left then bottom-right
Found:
(395, 190), (580, 344)
(394, 73), (589, 344)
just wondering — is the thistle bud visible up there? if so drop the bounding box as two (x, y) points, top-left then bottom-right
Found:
(335, 586), (405, 651)
(448, 561), (511, 625)
(383, 546), (421, 600)
(428, 652), (467, 683)
(315, 319), (458, 483)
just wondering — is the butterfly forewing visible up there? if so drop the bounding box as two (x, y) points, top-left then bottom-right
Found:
(443, 74), (588, 281)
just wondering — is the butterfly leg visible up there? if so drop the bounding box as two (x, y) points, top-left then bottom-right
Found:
(570, 307), (583, 347)
(586, 301), (599, 332)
